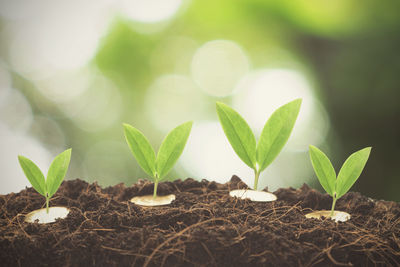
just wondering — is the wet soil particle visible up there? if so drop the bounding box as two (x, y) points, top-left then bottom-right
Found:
(1, 176), (399, 266)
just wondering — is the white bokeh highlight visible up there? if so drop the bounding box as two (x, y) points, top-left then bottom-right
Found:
(34, 67), (92, 103)
(3, 0), (112, 80)
(145, 74), (205, 133)
(233, 68), (329, 151)
(119, 0), (182, 23)
(180, 121), (255, 186)
(191, 40), (250, 97)
(0, 0), (184, 81)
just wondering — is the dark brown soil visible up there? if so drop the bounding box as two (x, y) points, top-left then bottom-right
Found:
(1, 176), (399, 267)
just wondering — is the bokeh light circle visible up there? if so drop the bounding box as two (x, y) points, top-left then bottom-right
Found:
(232, 68), (329, 151)
(179, 121), (254, 186)
(191, 40), (250, 97)
(6, 1), (111, 80)
(145, 74), (205, 133)
(34, 67), (92, 103)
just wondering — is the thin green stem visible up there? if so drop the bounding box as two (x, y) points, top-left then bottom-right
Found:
(254, 169), (260, 191)
(330, 194), (337, 217)
(153, 180), (158, 199)
(46, 195), (49, 214)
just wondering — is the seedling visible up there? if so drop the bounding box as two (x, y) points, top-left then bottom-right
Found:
(306, 145), (371, 222)
(123, 121), (192, 206)
(216, 99), (301, 201)
(18, 149), (72, 223)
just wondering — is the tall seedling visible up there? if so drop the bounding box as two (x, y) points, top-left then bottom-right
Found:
(216, 99), (302, 190)
(123, 121), (192, 199)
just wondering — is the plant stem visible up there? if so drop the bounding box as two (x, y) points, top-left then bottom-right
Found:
(46, 195), (49, 214)
(153, 180), (158, 199)
(330, 194), (337, 217)
(254, 169), (260, 191)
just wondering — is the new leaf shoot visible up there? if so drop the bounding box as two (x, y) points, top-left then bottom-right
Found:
(309, 145), (371, 216)
(124, 121), (192, 198)
(18, 149), (72, 214)
(216, 99), (302, 190)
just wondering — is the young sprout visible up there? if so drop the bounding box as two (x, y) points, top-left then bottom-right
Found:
(18, 149), (72, 222)
(308, 145), (371, 219)
(216, 99), (302, 191)
(123, 121), (192, 205)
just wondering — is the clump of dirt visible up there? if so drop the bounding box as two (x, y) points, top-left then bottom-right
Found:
(0, 176), (399, 266)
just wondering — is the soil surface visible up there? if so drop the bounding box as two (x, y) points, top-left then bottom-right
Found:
(1, 176), (399, 267)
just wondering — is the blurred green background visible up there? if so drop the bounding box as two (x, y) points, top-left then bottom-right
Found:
(0, 0), (399, 201)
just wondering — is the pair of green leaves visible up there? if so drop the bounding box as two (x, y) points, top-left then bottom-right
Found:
(309, 145), (371, 199)
(18, 149), (72, 199)
(216, 99), (302, 189)
(123, 121), (192, 181)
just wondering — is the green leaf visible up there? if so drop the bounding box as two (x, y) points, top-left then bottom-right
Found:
(123, 123), (157, 178)
(309, 145), (336, 197)
(46, 149), (72, 198)
(216, 102), (257, 169)
(336, 147), (371, 199)
(256, 99), (302, 172)
(156, 121), (192, 180)
(18, 156), (46, 196)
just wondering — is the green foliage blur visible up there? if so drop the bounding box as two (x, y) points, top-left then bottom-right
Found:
(1, 0), (399, 201)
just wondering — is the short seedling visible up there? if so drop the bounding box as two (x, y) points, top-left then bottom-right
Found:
(216, 99), (301, 201)
(123, 121), (192, 206)
(307, 145), (371, 222)
(18, 149), (72, 223)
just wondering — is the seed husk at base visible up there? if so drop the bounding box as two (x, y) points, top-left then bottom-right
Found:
(229, 189), (277, 202)
(305, 210), (351, 222)
(130, 194), (176, 206)
(24, 207), (70, 224)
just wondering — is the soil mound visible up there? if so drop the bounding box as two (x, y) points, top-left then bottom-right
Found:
(1, 176), (399, 266)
